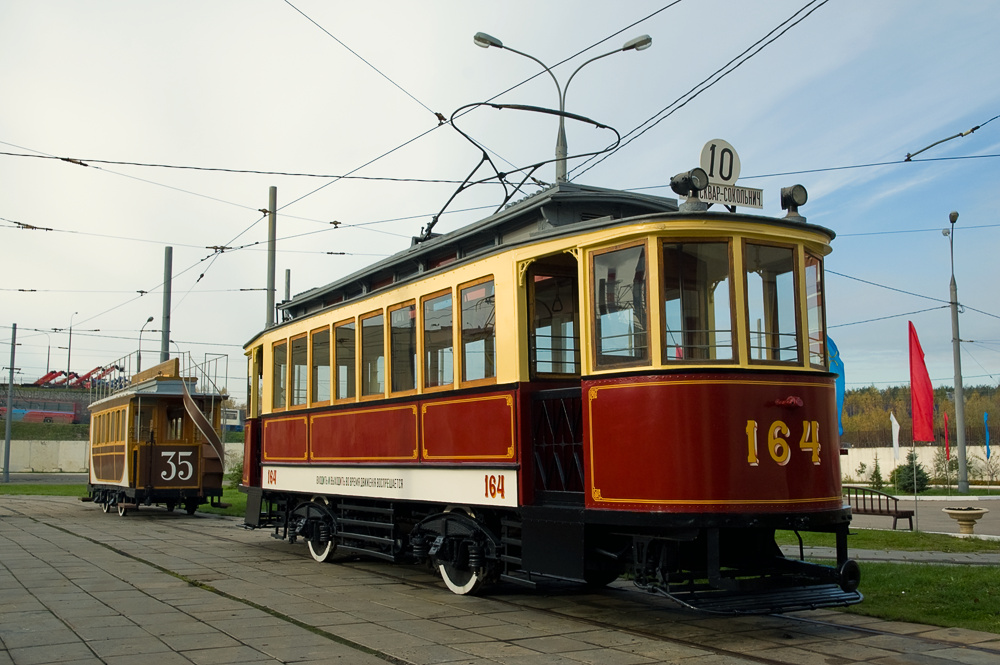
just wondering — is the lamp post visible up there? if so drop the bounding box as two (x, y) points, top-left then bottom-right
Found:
(474, 32), (651, 183)
(138, 316), (154, 373)
(943, 211), (968, 493)
(66, 311), (78, 380)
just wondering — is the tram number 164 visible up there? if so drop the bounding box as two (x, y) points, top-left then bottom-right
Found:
(484, 474), (505, 499)
(745, 420), (821, 467)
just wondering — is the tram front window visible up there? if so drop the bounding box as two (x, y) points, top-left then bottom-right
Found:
(805, 252), (827, 368)
(662, 242), (733, 361)
(745, 243), (799, 362)
(592, 244), (648, 368)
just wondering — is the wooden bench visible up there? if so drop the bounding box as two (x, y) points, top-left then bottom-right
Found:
(843, 486), (914, 530)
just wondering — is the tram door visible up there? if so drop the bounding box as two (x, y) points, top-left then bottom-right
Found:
(526, 255), (585, 500)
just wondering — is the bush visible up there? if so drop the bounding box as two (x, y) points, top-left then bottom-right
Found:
(890, 450), (929, 493)
(932, 448), (959, 484)
(225, 450), (244, 487)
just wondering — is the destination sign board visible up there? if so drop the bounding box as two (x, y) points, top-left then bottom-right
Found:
(699, 183), (764, 209)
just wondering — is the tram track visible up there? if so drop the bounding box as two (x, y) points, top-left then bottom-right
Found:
(9, 501), (997, 665)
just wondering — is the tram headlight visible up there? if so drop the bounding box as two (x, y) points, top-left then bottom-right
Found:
(669, 168), (710, 197)
(780, 184), (808, 219)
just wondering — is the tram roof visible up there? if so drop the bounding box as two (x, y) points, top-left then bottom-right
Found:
(278, 182), (679, 321)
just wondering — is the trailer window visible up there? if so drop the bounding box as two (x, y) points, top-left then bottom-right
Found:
(460, 278), (495, 383)
(745, 243), (799, 363)
(311, 327), (331, 403)
(592, 244), (649, 368)
(805, 252), (826, 367)
(423, 292), (453, 388)
(335, 321), (356, 400)
(390, 302), (417, 393)
(361, 313), (385, 396)
(272, 341), (287, 409)
(165, 404), (185, 441)
(290, 335), (308, 406)
(662, 241), (733, 361)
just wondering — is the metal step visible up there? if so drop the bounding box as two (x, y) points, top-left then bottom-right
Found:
(658, 584), (863, 615)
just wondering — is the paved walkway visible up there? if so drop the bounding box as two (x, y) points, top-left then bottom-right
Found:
(1, 495), (999, 665)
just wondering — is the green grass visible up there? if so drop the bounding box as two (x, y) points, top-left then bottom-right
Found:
(199, 487), (247, 517)
(0, 483), (88, 497)
(846, 561), (1000, 634)
(776, 528), (1000, 553)
(6, 422), (90, 440)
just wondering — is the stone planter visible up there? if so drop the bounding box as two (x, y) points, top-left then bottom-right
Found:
(942, 507), (989, 535)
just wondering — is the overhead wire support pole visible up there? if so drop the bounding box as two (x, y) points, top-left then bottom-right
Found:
(946, 211), (969, 493)
(266, 186), (277, 329)
(4, 323), (15, 483)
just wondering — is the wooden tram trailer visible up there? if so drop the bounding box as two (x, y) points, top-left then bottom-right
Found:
(241, 181), (861, 613)
(88, 358), (226, 516)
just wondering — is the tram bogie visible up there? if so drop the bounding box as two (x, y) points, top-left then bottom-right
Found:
(240, 179), (861, 613)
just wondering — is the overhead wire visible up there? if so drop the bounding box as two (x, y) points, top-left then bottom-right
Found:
(571, 0), (830, 180)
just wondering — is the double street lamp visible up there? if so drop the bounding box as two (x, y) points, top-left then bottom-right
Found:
(474, 32), (652, 183)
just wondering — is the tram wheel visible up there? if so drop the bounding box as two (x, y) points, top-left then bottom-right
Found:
(165, 501), (176, 512)
(436, 559), (487, 595)
(117, 503), (128, 517)
(307, 534), (336, 563)
(185, 500), (198, 515)
(100, 496), (111, 513)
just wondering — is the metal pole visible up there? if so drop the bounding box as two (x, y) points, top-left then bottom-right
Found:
(266, 186), (277, 328)
(948, 211), (968, 493)
(4, 323), (15, 483)
(66, 311), (77, 380)
(160, 246), (172, 362)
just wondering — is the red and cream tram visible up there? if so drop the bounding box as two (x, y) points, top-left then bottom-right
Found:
(241, 176), (861, 613)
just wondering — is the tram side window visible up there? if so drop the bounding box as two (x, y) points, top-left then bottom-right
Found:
(805, 252), (826, 367)
(390, 303), (417, 393)
(745, 243), (799, 362)
(361, 312), (385, 396)
(335, 321), (356, 400)
(662, 242), (733, 361)
(311, 328), (331, 403)
(531, 272), (579, 376)
(250, 346), (263, 418)
(423, 292), (453, 388)
(592, 244), (649, 368)
(137, 405), (153, 443)
(272, 341), (287, 409)
(460, 279), (496, 383)
(290, 335), (308, 406)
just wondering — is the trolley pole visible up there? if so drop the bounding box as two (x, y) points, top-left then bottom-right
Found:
(3, 323), (15, 483)
(160, 246), (173, 362)
(266, 186), (277, 328)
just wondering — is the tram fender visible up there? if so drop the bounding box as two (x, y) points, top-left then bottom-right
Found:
(521, 506), (585, 580)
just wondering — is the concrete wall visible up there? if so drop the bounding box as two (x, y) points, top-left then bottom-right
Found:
(1, 441), (245, 474)
(2, 440), (90, 473)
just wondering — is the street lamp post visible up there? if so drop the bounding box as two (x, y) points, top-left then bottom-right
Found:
(474, 32), (652, 183)
(138, 316), (154, 374)
(944, 211), (968, 493)
(66, 311), (78, 380)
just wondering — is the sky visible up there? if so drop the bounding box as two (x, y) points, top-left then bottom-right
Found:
(2, 0), (999, 401)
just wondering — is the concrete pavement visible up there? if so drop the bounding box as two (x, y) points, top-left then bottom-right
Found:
(1, 495), (998, 665)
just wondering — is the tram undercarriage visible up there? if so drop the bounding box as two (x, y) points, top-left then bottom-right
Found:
(246, 488), (861, 614)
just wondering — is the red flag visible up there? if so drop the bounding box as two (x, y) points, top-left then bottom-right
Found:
(944, 412), (950, 460)
(909, 322), (934, 442)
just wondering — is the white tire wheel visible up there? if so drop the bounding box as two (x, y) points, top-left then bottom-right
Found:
(437, 559), (486, 595)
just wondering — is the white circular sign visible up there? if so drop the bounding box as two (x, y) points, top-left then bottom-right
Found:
(699, 139), (741, 184)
